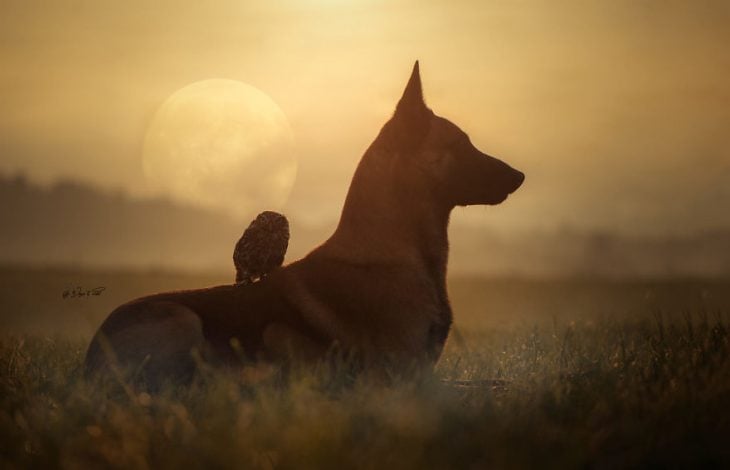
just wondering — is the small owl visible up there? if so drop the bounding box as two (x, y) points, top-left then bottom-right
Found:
(233, 211), (290, 284)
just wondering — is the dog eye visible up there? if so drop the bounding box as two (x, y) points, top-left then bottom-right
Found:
(449, 138), (469, 153)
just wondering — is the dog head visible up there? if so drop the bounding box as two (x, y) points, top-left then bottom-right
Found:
(383, 61), (524, 207)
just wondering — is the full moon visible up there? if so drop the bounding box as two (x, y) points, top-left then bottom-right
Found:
(143, 79), (296, 220)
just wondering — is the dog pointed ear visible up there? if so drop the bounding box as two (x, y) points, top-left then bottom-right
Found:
(389, 61), (432, 151)
(395, 61), (428, 118)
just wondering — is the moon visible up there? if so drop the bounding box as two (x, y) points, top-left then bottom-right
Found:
(143, 79), (296, 220)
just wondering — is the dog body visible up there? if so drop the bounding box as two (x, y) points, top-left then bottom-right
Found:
(84, 62), (524, 383)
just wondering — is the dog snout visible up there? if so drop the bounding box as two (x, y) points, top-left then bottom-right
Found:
(511, 170), (525, 192)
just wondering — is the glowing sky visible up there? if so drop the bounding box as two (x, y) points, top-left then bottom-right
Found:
(1, 0), (729, 235)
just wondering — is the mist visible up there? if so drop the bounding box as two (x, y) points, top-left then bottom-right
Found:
(2, 0), (729, 239)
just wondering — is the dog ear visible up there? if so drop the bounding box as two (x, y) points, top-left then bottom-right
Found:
(390, 61), (432, 150)
(395, 61), (430, 119)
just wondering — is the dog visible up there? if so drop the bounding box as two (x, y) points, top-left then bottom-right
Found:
(84, 62), (524, 386)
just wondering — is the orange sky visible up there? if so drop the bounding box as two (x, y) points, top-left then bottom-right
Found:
(1, 0), (729, 236)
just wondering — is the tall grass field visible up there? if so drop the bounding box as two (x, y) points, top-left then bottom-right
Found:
(1, 267), (729, 468)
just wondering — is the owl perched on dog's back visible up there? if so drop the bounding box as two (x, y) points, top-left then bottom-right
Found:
(233, 211), (289, 284)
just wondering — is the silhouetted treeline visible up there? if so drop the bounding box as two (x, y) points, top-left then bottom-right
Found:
(0, 173), (240, 271)
(448, 227), (730, 278)
(1, 174), (729, 278)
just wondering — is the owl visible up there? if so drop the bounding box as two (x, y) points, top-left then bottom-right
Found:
(233, 211), (290, 284)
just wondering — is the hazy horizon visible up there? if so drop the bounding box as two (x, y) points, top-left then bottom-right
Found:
(1, 173), (728, 278)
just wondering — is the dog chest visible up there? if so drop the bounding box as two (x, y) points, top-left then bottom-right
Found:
(285, 262), (452, 360)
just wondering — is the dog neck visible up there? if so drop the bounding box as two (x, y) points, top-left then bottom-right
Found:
(323, 147), (452, 286)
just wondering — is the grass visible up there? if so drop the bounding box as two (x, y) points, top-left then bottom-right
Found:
(2, 312), (729, 469)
